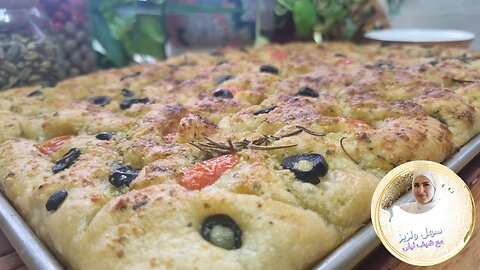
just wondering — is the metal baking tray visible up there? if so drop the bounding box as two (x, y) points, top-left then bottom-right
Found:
(314, 133), (480, 270)
(1, 134), (479, 270)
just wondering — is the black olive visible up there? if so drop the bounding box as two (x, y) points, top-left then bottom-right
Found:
(380, 42), (391, 48)
(213, 89), (234, 99)
(108, 165), (140, 188)
(210, 51), (224, 57)
(46, 189), (68, 212)
(454, 54), (470, 63)
(428, 60), (438, 66)
(52, 148), (81, 174)
(281, 154), (328, 184)
(374, 61), (395, 69)
(334, 53), (346, 58)
(27, 89), (42, 97)
(95, 132), (115, 141)
(259, 65), (279, 74)
(216, 75), (235, 85)
(88, 96), (111, 106)
(120, 97), (150, 110)
(200, 214), (242, 250)
(253, 106), (277, 116)
(121, 88), (135, 97)
(297, 87), (319, 97)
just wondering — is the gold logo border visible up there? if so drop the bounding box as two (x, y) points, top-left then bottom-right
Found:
(371, 160), (476, 266)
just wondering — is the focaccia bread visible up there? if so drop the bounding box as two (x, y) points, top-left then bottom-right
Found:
(0, 42), (479, 270)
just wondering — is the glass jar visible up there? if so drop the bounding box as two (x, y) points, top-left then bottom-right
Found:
(38, 0), (96, 77)
(0, 0), (65, 90)
(164, 0), (276, 57)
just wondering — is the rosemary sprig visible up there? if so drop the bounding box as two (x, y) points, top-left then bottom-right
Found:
(340, 136), (360, 165)
(248, 144), (298, 150)
(190, 137), (297, 155)
(452, 78), (479, 84)
(190, 125), (325, 155)
(295, 125), (326, 136)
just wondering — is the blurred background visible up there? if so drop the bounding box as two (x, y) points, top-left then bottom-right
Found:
(85, 0), (394, 68)
(388, 0), (480, 49)
(1, 0), (479, 90)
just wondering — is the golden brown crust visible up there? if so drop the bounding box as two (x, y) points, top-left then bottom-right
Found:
(0, 42), (479, 269)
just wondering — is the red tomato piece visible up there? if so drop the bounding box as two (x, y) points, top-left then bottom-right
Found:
(271, 50), (288, 61)
(37, 135), (73, 155)
(342, 118), (371, 129)
(225, 86), (242, 94)
(178, 154), (240, 190)
(336, 58), (355, 64)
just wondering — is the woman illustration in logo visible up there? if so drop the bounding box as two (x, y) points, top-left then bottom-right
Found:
(400, 172), (439, 214)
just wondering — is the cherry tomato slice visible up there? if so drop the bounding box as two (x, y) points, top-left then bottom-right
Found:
(342, 118), (371, 129)
(336, 58), (355, 64)
(37, 135), (73, 155)
(178, 154), (240, 190)
(225, 86), (242, 94)
(271, 50), (288, 61)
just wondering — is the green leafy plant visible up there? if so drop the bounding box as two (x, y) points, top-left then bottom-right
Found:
(91, 0), (403, 67)
(90, 0), (242, 67)
(275, 0), (374, 40)
(274, 0), (404, 41)
(90, 0), (166, 67)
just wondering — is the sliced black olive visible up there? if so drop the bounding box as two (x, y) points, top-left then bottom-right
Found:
(216, 75), (235, 85)
(200, 214), (242, 250)
(108, 165), (140, 188)
(253, 106), (277, 116)
(428, 60), (438, 66)
(46, 189), (68, 212)
(52, 148), (81, 174)
(121, 88), (135, 97)
(95, 132), (115, 141)
(334, 53), (346, 58)
(259, 65), (279, 74)
(27, 89), (42, 97)
(374, 61), (395, 69)
(210, 51), (224, 57)
(88, 95), (111, 106)
(213, 89), (234, 99)
(297, 87), (319, 97)
(281, 154), (328, 184)
(454, 54), (472, 63)
(380, 42), (391, 48)
(120, 97), (150, 110)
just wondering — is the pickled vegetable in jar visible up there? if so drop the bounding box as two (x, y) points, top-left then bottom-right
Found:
(0, 0), (65, 90)
(38, 0), (95, 77)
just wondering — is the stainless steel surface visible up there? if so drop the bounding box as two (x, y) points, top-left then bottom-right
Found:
(0, 135), (479, 270)
(314, 133), (480, 270)
(0, 195), (63, 270)
(444, 134), (480, 172)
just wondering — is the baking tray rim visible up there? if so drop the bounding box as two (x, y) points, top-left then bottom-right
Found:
(314, 133), (480, 270)
(1, 134), (480, 270)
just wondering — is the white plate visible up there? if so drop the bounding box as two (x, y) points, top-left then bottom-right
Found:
(364, 29), (474, 43)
